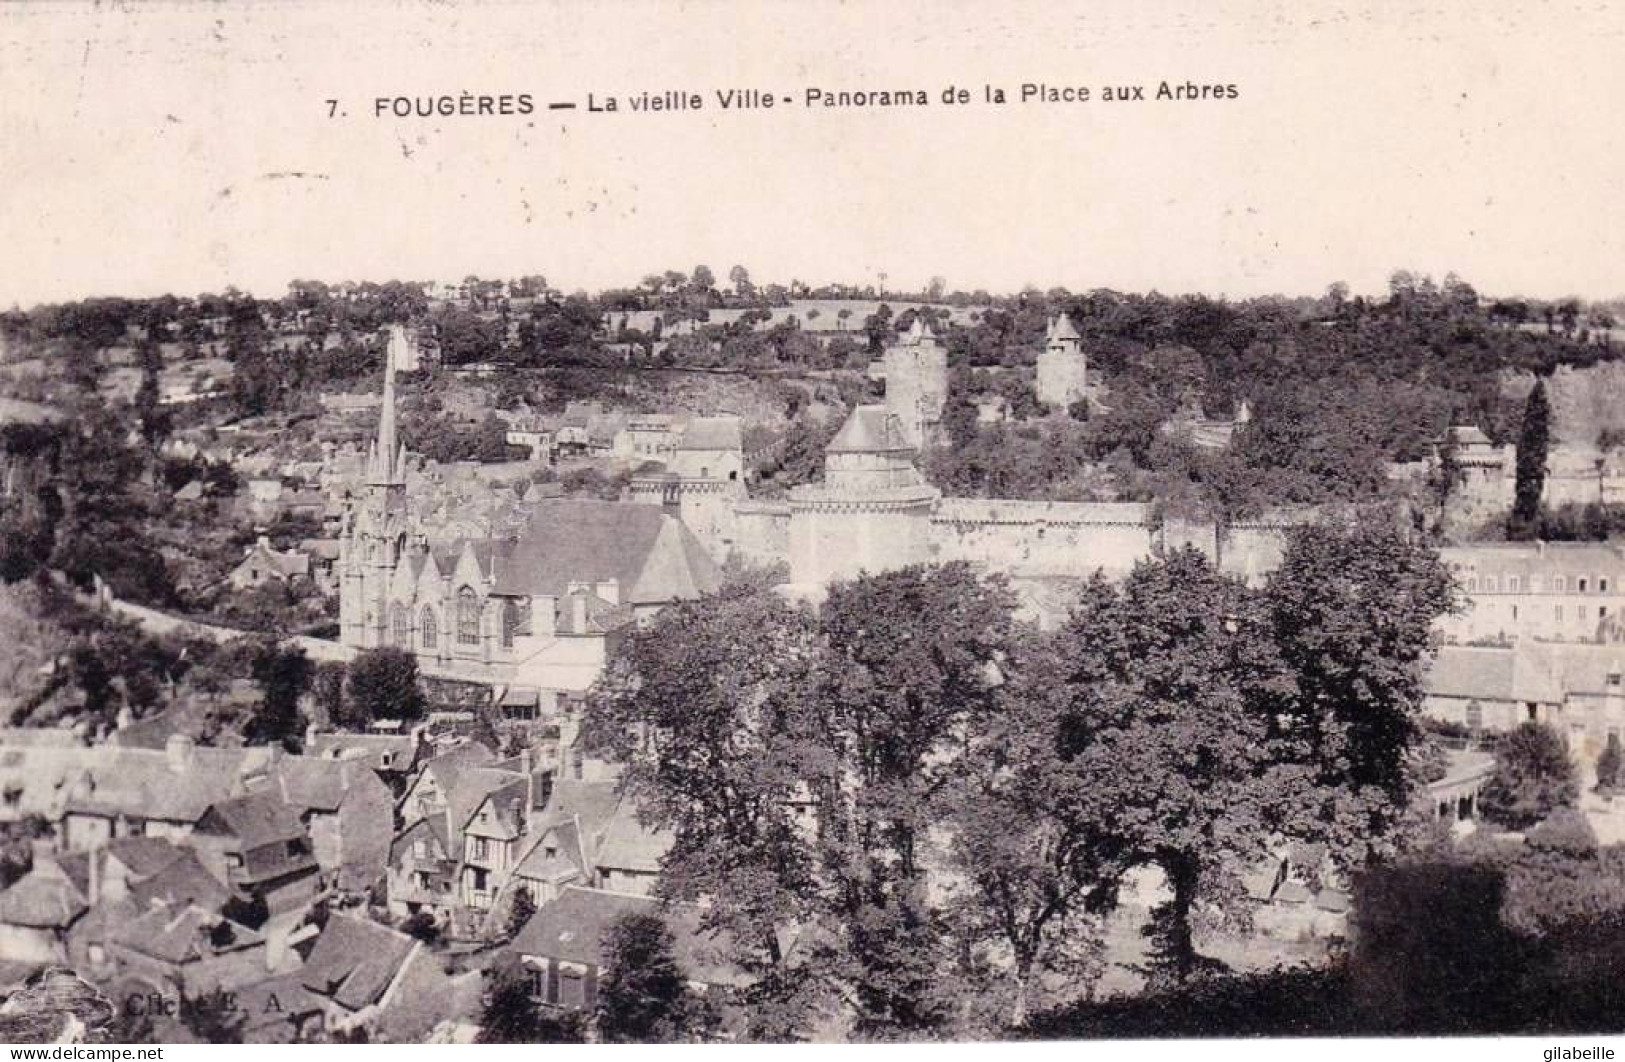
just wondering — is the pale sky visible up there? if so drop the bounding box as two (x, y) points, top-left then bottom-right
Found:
(1, 0), (1621, 306)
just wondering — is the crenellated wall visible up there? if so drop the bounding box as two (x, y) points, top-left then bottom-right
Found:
(929, 499), (1159, 578)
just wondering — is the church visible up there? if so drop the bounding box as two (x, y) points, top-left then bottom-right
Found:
(336, 351), (721, 694)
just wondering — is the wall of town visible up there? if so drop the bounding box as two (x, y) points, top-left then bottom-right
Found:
(788, 492), (939, 586)
(929, 499), (1159, 578)
(731, 500), (792, 568)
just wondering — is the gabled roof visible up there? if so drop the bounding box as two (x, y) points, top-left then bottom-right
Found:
(267, 756), (370, 813)
(826, 405), (914, 454)
(445, 767), (527, 836)
(306, 733), (418, 774)
(114, 905), (262, 965)
(0, 871), (87, 929)
(128, 849), (230, 913)
(299, 915), (418, 1012)
(487, 500), (720, 605)
(556, 590), (637, 636)
(104, 837), (186, 878)
(464, 778), (530, 839)
(199, 792), (306, 849)
(595, 798), (673, 874)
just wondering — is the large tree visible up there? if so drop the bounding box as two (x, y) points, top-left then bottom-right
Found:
(1048, 549), (1301, 986)
(803, 563), (1017, 1035)
(245, 638), (313, 749)
(1511, 380), (1551, 536)
(938, 628), (1122, 1026)
(1480, 721), (1579, 829)
(584, 586), (821, 1037)
(1262, 521), (1458, 862)
(597, 911), (714, 1043)
(341, 646), (426, 729)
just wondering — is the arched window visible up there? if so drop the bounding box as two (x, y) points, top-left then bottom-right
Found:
(457, 587), (481, 646)
(391, 603), (411, 647)
(421, 608), (438, 649)
(501, 599), (523, 649)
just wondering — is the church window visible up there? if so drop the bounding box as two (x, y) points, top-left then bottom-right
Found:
(501, 599), (524, 649)
(457, 587), (481, 646)
(421, 608), (438, 649)
(392, 605), (411, 647)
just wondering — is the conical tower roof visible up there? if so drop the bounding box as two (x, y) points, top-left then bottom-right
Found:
(367, 329), (405, 486)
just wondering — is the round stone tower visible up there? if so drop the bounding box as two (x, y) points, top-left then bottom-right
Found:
(1036, 313), (1087, 410)
(882, 316), (948, 449)
(788, 405), (940, 587)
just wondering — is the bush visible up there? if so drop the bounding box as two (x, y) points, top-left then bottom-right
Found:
(1525, 807), (1599, 857)
(1479, 722), (1579, 830)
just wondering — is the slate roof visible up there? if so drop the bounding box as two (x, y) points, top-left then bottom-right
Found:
(201, 791), (306, 849)
(299, 914), (418, 1012)
(510, 887), (744, 986)
(826, 405), (914, 454)
(0, 871), (87, 929)
(445, 767), (527, 836)
(128, 849), (230, 912)
(58, 746), (256, 824)
(1424, 644), (1563, 704)
(267, 757), (362, 813)
(306, 733), (418, 774)
(555, 590), (636, 636)
(677, 416), (743, 452)
(595, 798), (673, 874)
(464, 777), (530, 839)
(1440, 543), (1625, 582)
(114, 905), (262, 965)
(487, 500), (720, 605)
(105, 837), (186, 878)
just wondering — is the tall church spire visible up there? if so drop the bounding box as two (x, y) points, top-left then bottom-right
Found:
(368, 326), (405, 485)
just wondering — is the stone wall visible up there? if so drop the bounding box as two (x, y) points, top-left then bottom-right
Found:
(732, 500), (791, 568)
(929, 499), (1158, 579)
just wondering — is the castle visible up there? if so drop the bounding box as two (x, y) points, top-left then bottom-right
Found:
(630, 316), (1315, 613)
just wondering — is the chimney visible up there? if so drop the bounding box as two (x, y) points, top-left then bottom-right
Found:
(166, 733), (196, 774)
